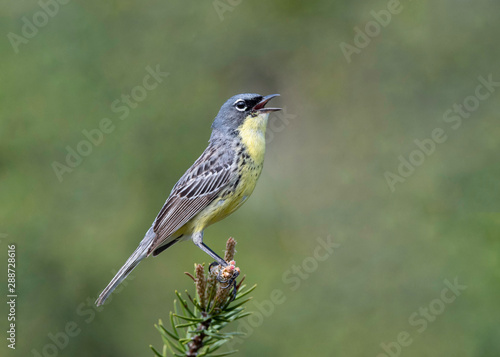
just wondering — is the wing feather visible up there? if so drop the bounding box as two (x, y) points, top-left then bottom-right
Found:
(148, 145), (233, 254)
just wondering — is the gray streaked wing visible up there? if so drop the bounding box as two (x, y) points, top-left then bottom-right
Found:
(147, 145), (233, 255)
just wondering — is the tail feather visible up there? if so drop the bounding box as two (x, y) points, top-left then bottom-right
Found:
(95, 227), (156, 306)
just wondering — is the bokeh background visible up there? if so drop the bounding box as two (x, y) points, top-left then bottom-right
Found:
(1, 0), (499, 356)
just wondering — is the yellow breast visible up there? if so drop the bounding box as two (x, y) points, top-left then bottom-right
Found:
(189, 170), (259, 231)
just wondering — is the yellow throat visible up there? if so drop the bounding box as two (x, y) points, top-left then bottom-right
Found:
(238, 112), (269, 163)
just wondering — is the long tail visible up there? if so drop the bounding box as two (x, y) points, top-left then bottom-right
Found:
(95, 227), (156, 306)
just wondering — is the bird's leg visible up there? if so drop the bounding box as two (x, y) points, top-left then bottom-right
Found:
(193, 232), (239, 285)
(196, 243), (227, 267)
(193, 232), (227, 276)
(193, 231), (227, 265)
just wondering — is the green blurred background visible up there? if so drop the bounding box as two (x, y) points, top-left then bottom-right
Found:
(1, 0), (499, 356)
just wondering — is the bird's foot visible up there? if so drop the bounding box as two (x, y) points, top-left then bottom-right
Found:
(209, 260), (240, 300)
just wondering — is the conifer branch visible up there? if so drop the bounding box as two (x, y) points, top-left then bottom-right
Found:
(151, 238), (255, 357)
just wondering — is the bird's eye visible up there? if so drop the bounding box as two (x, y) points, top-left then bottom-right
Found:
(234, 100), (247, 111)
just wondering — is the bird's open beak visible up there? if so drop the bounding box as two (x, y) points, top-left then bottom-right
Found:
(253, 94), (281, 113)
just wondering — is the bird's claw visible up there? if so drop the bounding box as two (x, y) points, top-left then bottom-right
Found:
(209, 260), (240, 301)
(209, 261), (222, 274)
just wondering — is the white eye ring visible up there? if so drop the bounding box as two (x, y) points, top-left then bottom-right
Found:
(234, 99), (247, 112)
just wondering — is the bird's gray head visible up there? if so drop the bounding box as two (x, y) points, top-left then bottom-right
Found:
(210, 93), (281, 139)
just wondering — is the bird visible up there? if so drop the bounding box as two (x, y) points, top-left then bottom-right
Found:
(95, 93), (281, 306)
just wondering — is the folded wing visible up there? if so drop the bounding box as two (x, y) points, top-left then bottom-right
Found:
(148, 145), (233, 255)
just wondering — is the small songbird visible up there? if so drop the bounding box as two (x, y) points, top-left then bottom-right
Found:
(96, 93), (281, 306)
